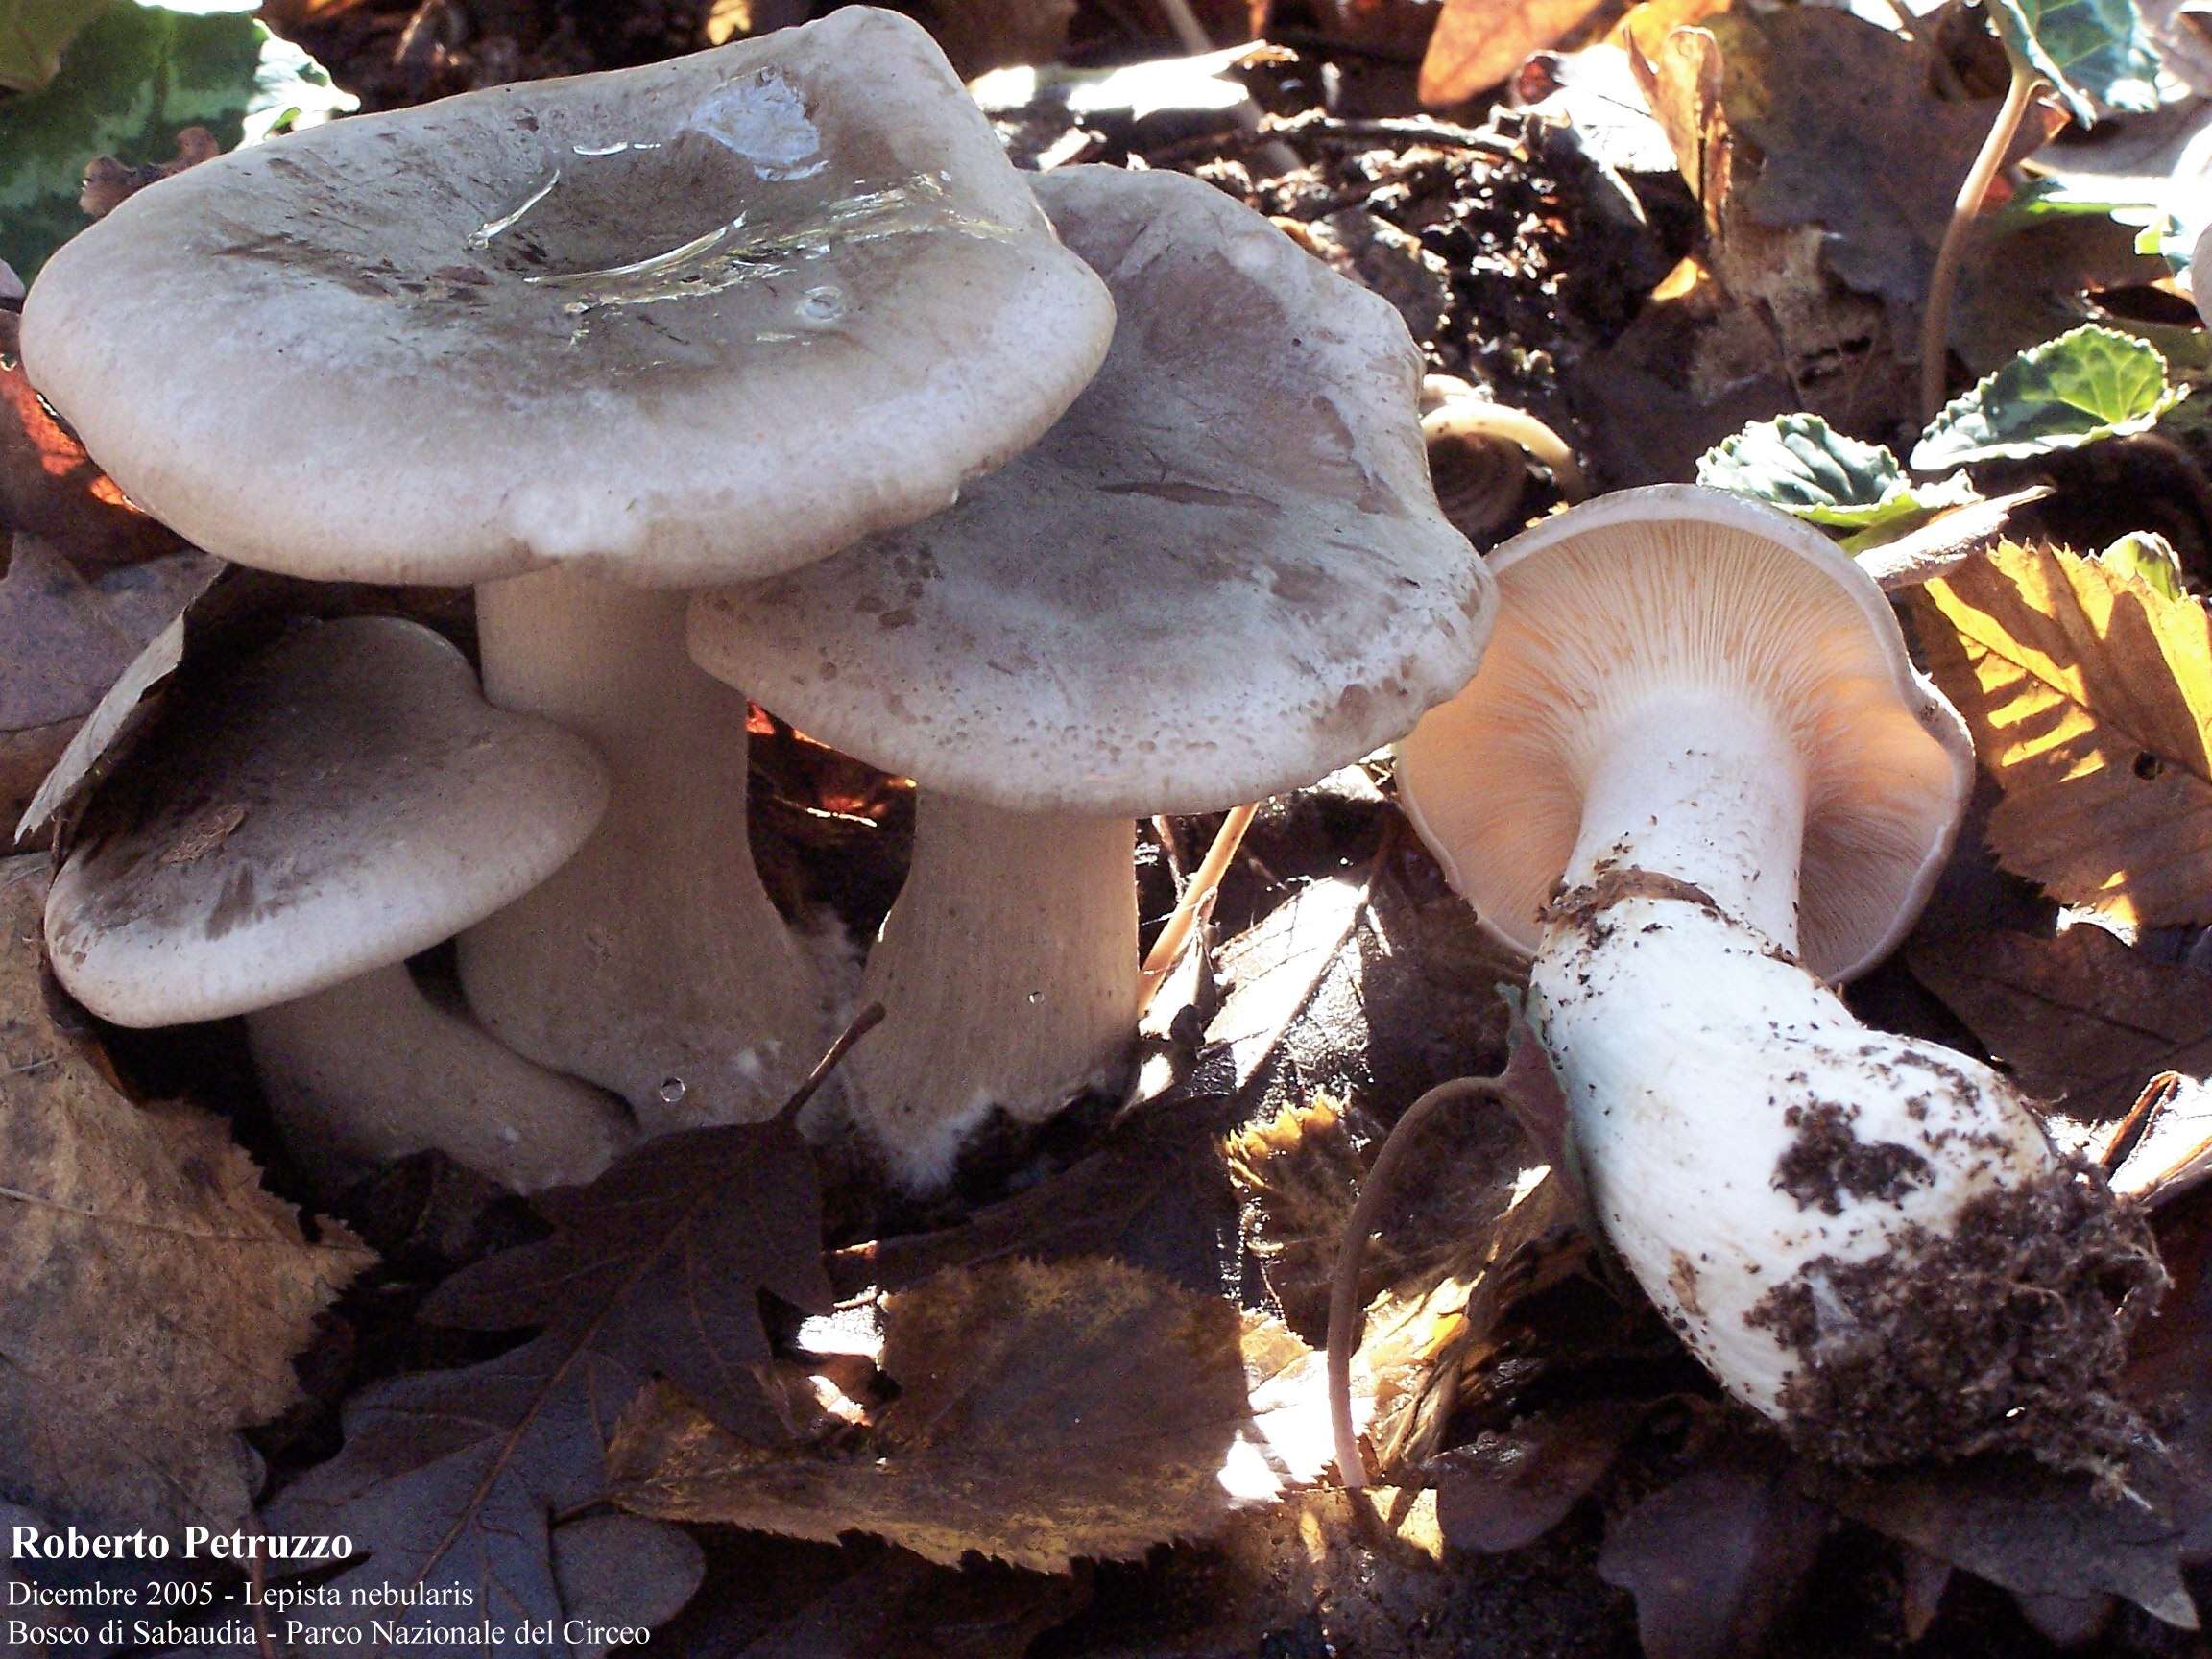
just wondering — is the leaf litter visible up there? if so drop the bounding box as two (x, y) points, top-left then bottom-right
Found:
(8, 0), (2212, 1654)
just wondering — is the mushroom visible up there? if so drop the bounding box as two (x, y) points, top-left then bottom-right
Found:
(1394, 486), (2160, 1464)
(43, 616), (632, 1192)
(690, 165), (1493, 1190)
(18, 8), (1118, 1130)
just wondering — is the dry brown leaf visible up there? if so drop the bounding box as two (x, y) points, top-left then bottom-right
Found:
(0, 330), (180, 570)
(1914, 542), (2212, 927)
(0, 856), (372, 1535)
(1419, 0), (1614, 104)
(611, 1256), (1337, 1572)
(922, 0), (1075, 77)
(0, 537), (218, 834)
(1911, 925), (2212, 1129)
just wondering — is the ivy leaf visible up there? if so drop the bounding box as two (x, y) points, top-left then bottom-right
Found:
(0, 0), (114, 92)
(1697, 414), (1973, 530)
(1912, 541), (2212, 927)
(1911, 325), (2186, 468)
(1987, 0), (2164, 124)
(0, 3), (351, 281)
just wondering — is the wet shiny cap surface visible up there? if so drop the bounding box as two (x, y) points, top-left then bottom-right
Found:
(46, 617), (610, 1025)
(690, 165), (1492, 817)
(21, 9), (1115, 587)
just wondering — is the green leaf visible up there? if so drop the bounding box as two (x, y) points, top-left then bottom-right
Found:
(1697, 414), (1970, 530)
(0, 5), (353, 283)
(0, 0), (115, 91)
(1911, 325), (2187, 467)
(2101, 530), (2187, 599)
(1986, 0), (2162, 125)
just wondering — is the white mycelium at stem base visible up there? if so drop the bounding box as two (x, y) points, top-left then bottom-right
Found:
(459, 569), (826, 1133)
(843, 796), (1139, 1190)
(1398, 487), (2160, 1465)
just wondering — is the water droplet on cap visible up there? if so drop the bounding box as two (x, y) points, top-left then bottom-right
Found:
(659, 1077), (687, 1105)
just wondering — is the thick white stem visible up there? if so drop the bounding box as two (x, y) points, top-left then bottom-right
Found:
(248, 962), (634, 1193)
(1564, 690), (1805, 948)
(1530, 696), (2147, 1461)
(458, 568), (824, 1132)
(845, 795), (1139, 1191)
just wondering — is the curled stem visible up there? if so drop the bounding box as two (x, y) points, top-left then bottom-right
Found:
(1920, 61), (2042, 421)
(1327, 1072), (1504, 1489)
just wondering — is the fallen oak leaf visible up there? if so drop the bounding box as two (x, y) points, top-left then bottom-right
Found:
(610, 1256), (1340, 1573)
(424, 1113), (835, 1439)
(0, 854), (371, 1536)
(1911, 541), (2212, 927)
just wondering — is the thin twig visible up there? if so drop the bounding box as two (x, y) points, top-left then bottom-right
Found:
(1138, 802), (1260, 1011)
(774, 1002), (884, 1127)
(1921, 61), (2042, 421)
(1327, 1073), (1504, 1489)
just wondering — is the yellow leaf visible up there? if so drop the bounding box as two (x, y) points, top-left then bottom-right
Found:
(1914, 541), (2212, 927)
(1418, 0), (1614, 105)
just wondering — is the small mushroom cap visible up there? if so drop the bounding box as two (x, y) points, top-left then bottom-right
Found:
(688, 165), (1491, 817)
(1395, 485), (1974, 981)
(46, 616), (610, 1026)
(21, 9), (1114, 588)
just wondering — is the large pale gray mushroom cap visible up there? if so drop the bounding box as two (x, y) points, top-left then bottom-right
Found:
(46, 617), (610, 1025)
(20, 9), (1114, 587)
(689, 165), (1491, 816)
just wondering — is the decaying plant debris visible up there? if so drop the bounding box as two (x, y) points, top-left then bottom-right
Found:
(3, 0), (2212, 1655)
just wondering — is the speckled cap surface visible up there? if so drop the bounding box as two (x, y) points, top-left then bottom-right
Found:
(20, 8), (1115, 587)
(46, 617), (610, 1025)
(688, 165), (1492, 816)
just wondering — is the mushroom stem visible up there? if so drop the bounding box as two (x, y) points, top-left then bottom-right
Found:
(1919, 60), (2043, 421)
(1563, 690), (1805, 945)
(845, 793), (1140, 1190)
(247, 961), (635, 1193)
(1530, 709), (2158, 1462)
(459, 567), (825, 1133)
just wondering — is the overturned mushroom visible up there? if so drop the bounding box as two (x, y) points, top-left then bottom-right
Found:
(692, 165), (1492, 1190)
(43, 617), (632, 1192)
(1394, 486), (2160, 1465)
(20, 8), (1117, 1129)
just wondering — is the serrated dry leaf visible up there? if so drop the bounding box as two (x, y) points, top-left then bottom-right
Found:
(1420, 0), (1613, 104)
(611, 1257), (1338, 1573)
(1911, 925), (2212, 1128)
(0, 855), (370, 1535)
(1914, 541), (2212, 927)
(425, 1115), (834, 1438)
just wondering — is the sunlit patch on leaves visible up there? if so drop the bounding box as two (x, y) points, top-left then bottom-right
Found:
(1988, 0), (2164, 124)
(2101, 528), (2187, 599)
(1419, 0), (1615, 106)
(0, 2), (351, 280)
(0, 855), (371, 1536)
(1913, 541), (2212, 926)
(1911, 325), (2187, 468)
(610, 1256), (1341, 1573)
(1696, 413), (1973, 530)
